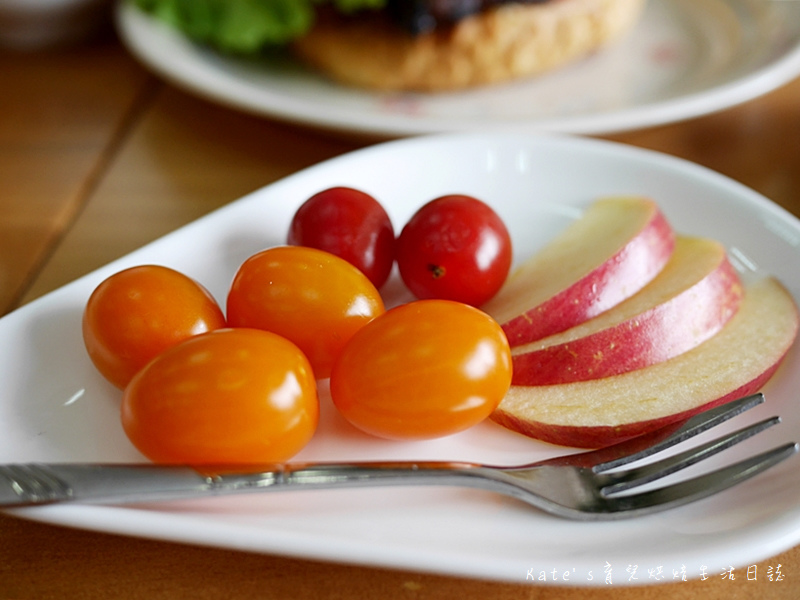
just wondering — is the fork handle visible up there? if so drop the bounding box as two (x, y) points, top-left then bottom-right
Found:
(0, 461), (485, 507)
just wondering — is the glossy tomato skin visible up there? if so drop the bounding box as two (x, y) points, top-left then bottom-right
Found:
(287, 187), (395, 289)
(226, 246), (385, 379)
(83, 265), (227, 389)
(122, 328), (318, 464)
(330, 299), (512, 440)
(396, 195), (512, 307)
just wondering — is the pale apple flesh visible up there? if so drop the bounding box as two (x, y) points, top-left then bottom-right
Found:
(483, 197), (676, 346)
(510, 236), (743, 385)
(493, 277), (799, 448)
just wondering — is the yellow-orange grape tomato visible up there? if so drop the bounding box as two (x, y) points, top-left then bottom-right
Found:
(329, 300), (512, 440)
(226, 246), (385, 379)
(122, 328), (318, 464)
(83, 265), (227, 389)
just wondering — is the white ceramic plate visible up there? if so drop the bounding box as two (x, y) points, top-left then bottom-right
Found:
(2, 133), (800, 586)
(114, 0), (800, 137)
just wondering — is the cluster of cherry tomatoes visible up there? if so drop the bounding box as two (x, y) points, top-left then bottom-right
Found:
(82, 187), (514, 465)
(289, 187), (513, 307)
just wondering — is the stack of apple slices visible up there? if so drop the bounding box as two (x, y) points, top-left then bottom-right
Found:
(484, 196), (676, 345)
(510, 236), (743, 385)
(484, 196), (800, 448)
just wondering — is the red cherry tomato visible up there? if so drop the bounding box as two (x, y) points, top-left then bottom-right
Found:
(396, 195), (512, 307)
(83, 265), (227, 389)
(330, 299), (512, 440)
(287, 187), (395, 289)
(122, 328), (318, 464)
(226, 245), (385, 379)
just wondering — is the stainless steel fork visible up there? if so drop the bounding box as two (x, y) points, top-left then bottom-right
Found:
(0, 393), (796, 520)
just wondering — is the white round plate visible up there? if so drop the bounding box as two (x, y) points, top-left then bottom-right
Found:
(2, 133), (800, 585)
(114, 0), (800, 137)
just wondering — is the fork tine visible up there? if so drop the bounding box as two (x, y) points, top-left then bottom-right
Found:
(591, 393), (766, 473)
(598, 416), (781, 495)
(602, 442), (799, 516)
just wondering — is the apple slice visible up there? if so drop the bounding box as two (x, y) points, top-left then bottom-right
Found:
(483, 196), (676, 346)
(493, 277), (799, 448)
(510, 236), (743, 385)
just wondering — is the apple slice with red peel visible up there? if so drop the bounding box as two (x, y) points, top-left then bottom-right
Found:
(483, 196), (676, 346)
(493, 277), (799, 449)
(510, 236), (743, 385)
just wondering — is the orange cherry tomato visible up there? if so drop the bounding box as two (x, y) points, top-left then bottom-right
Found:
(121, 328), (319, 464)
(330, 299), (512, 440)
(83, 265), (227, 389)
(226, 246), (385, 379)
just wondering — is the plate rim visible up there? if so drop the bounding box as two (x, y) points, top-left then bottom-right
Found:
(113, 0), (800, 137)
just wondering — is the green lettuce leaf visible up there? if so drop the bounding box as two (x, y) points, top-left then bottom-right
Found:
(132, 0), (386, 53)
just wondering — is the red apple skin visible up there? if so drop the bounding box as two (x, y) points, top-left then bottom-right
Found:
(499, 207), (675, 346)
(510, 253), (743, 385)
(492, 363), (782, 448)
(492, 277), (799, 448)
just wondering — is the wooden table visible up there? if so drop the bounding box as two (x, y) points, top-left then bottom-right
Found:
(2, 25), (800, 600)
